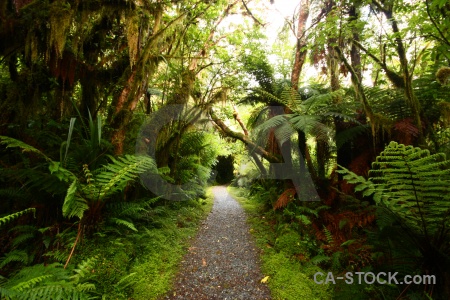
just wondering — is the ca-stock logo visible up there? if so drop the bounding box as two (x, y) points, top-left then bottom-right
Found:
(136, 104), (320, 201)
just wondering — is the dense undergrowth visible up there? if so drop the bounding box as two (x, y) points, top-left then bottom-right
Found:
(0, 190), (213, 299)
(74, 190), (213, 299)
(229, 141), (450, 300)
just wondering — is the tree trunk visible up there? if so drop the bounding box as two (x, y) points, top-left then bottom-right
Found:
(290, 0), (315, 183)
(336, 4), (361, 176)
(291, 0), (310, 91)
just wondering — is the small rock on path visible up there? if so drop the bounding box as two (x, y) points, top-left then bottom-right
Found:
(164, 186), (271, 300)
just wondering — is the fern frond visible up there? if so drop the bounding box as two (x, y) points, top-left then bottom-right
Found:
(71, 257), (97, 284)
(310, 254), (331, 265)
(296, 214), (312, 225)
(0, 208), (36, 227)
(0, 136), (51, 162)
(9, 275), (54, 292)
(337, 165), (376, 197)
(114, 272), (138, 289)
(62, 180), (88, 220)
(0, 250), (30, 268)
(106, 202), (147, 217)
(0, 187), (27, 201)
(251, 88), (285, 105)
(246, 105), (269, 129)
(0, 263), (92, 300)
(289, 114), (325, 136)
(345, 142), (450, 239)
(323, 226), (334, 246)
(42, 250), (69, 263)
(293, 205), (329, 218)
(109, 218), (138, 232)
(335, 124), (370, 149)
(11, 232), (36, 248)
(96, 155), (156, 200)
(273, 188), (296, 210)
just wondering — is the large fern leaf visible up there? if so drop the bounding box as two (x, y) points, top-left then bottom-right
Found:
(368, 142), (450, 236)
(96, 155), (156, 200)
(62, 180), (88, 220)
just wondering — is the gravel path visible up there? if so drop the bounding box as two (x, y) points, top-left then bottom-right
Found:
(164, 186), (271, 300)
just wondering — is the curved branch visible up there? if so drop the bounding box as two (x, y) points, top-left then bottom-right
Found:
(241, 0), (266, 26)
(209, 108), (281, 163)
(352, 39), (405, 88)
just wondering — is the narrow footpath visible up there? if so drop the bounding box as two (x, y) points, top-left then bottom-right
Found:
(164, 186), (271, 300)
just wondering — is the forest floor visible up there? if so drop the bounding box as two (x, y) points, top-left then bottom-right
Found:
(163, 185), (271, 300)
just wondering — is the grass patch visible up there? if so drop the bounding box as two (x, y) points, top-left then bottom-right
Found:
(75, 188), (214, 299)
(228, 186), (332, 300)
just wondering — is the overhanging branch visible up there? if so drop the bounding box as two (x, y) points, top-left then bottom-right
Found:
(209, 108), (281, 163)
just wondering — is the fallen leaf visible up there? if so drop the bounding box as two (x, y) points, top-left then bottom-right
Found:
(261, 276), (269, 283)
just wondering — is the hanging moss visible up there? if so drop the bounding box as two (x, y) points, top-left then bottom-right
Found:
(126, 14), (140, 68)
(49, 0), (73, 57)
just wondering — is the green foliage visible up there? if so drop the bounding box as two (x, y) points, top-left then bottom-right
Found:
(339, 141), (450, 241)
(340, 141), (450, 236)
(0, 208), (35, 227)
(262, 253), (331, 300)
(0, 259), (96, 300)
(339, 142), (450, 298)
(73, 192), (214, 299)
(62, 155), (156, 220)
(274, 229), (308, 257)
(0, 136), (51, 162)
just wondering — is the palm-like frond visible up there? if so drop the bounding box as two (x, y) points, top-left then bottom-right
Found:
(246, 105), (269, 130)
(365, 86), (412, 121)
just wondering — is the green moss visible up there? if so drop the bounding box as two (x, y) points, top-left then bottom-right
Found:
(274, 229), (308, 257)
(262, 252), (331, 300)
